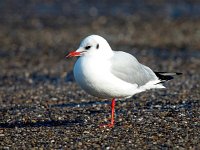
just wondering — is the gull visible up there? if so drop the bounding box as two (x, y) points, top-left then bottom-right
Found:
(66, 35), (181, 127)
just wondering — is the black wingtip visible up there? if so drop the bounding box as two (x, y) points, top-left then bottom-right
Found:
(154, 71), (182, 82)
(176, 72), (182, 75)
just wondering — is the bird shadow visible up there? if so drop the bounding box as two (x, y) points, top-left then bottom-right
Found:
(0, 101), (109, 129)
(0, 119), (84, 128)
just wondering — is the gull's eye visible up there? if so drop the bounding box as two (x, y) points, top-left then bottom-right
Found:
(85, 46), (91, 50)
(96, 44), (99, 49)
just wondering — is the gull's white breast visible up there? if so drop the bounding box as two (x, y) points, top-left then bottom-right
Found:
(73, 55), (143, 99)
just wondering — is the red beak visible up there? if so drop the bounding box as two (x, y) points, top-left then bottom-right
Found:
(66, 51), (81, 58)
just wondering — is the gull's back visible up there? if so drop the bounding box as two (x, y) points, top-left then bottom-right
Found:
(110, 51), (158, 87)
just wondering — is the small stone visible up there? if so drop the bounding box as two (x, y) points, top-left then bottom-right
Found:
(51, 140), (55, 143)
(51, 97), (58, 101)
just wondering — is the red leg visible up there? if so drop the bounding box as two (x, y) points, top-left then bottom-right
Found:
(100, 98), (116, 128)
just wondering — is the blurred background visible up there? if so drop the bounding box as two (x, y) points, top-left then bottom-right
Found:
(0, 0), (200, 106)
(0, 1), (200, 149)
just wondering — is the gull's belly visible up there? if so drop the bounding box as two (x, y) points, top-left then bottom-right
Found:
(73, 57), (140, 98)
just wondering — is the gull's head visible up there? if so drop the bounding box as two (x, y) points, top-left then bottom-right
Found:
(66, 35), (113, 58)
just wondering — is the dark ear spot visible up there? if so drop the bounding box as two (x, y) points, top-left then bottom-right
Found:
(96, 44), (99, 49)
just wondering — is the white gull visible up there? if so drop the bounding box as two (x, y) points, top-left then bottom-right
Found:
(66, 35), (181, 127)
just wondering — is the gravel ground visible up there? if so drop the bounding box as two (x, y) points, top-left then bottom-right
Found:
(0, 1), (200, 149)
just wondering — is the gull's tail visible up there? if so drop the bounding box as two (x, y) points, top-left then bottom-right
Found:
(154, 72), (182, 83)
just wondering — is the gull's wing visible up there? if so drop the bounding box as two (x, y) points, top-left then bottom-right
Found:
(110, 51), (158, 86)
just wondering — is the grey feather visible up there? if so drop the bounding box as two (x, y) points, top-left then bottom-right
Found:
(110, 51), (158, 86)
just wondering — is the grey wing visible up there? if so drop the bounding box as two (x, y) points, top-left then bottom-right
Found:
(110, 51), (158, 86)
